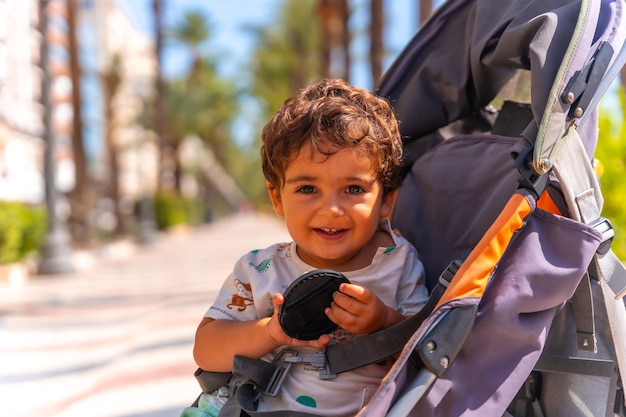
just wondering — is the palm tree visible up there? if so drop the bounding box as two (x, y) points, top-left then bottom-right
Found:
(249, 0), (321, 117)
(170, 10), (211, 85)
(164, 10), (216, 193)
(419, 0), (433, 26)
(245, 0), (322, 205)
(165, 59), (240, 216)
(164, 10), (242, 216)
(339, 0), (351, 81)
(67, 0), (92, 245)
(370, 0), (384, 87)
(152, 0), (172, 192)
(102, 54), (124, 234)
(317, 0), (351, 81)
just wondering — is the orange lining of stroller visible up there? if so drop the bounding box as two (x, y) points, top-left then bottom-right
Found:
(436, 193), (533, 308)
(537, 190), (562, 215)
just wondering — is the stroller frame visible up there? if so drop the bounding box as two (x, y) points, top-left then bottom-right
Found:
(363, 0), (626, 415)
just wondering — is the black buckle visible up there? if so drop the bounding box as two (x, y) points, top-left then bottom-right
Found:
(439, 259), (462, 287)
(514, 146), (548, 200)
(590, 217), (615, 255)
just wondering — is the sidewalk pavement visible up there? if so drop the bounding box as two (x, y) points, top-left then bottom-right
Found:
(0, 212), (290, 417)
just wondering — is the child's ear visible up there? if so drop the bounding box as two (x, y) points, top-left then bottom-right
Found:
(380, 190), (398, 219)
(267, 182), (285, 217)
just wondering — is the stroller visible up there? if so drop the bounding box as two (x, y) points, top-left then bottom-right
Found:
(353, 0), (626, 415)
(190, 0), (626, 415)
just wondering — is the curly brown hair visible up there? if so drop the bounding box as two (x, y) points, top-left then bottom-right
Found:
(260, 78), (403, 197)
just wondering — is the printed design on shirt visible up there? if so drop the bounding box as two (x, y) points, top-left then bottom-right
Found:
(296, 395), (317, 408)
(330, 328), (355, 343)
(382, 246), (397, 255)
(278, 243), (290, 255)
(250, 258), (271, 273)
(226, 279), (254, 312)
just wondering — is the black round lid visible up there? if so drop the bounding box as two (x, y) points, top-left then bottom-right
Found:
(278, 269), (349, 340)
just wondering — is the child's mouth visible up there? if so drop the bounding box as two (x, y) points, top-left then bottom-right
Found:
(316, 227), (346, 238)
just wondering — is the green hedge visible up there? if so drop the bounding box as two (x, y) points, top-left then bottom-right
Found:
(0, 201), (47, 264)
(153, 192), (204, 229)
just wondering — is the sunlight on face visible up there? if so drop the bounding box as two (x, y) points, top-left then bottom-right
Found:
(268, 146), (394, 270)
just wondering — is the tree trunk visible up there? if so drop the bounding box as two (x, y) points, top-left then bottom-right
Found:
(67, 0), (92, 246)
(317, 0), (351, 80)
(318, 0), (334, 79)
(153, 0), (174, 192)
(419, 0), (433, 26)
(102, 56), (124, 235)
(339, 0), (351, 82)
(370, 0), (384, 87)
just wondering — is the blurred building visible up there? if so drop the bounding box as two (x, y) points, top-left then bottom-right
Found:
(0, 0), (157, 223)
(100, 0), (158, 201)
(0, 0), (45, 202)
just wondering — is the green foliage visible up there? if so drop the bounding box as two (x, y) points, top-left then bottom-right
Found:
(170, 10), (212, 48)
(153, 192), (204, 229)
(160, 0), (326, 214)
(237, 0), (323, 210)
(248, 0), (322, 123)
(165, 11), (243, 215)
(0, 201), (46, 264)
(596, 94), (626, 260)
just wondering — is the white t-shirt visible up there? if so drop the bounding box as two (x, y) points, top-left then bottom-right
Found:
(204, 219), (428, 416)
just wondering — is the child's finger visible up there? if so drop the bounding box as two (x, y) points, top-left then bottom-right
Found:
(272, 293), (285, 309)
(332, 290), (361, 313)
(339, 282), (364, 296)
(326, 302), (358, 329)
(337, 282), (374, 304)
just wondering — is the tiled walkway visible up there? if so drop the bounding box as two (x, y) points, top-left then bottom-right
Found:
(0, 213), (290, 417)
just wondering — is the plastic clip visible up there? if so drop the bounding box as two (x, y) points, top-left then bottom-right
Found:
(284, 350), (337, 380)
(590, 217), (615, 255)
(439, 259), (462, 287)
(264, 350), (296, 396)
(514, 146), (548, 200)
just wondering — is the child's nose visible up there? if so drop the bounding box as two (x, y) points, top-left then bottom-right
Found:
(318, 194), (344, 216)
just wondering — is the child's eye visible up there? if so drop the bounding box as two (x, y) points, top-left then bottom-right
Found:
(346, 185), (365, 194)
(296, 185), (316, 194)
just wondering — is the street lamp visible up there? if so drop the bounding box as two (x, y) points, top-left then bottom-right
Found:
(37, 0), (75, 274)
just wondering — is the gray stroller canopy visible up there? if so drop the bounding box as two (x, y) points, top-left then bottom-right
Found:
(378, 0), (626, 162)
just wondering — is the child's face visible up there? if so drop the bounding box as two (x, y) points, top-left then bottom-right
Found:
(268, 145), (395, 270)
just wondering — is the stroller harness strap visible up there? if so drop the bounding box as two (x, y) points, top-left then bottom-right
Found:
(570, 272), (597, 352)
(192, 260), (461, 417)
(552, 123), (626, 410)
(552, 125), (626, 300)
(210, 274), (454, 417)
(326, 271), (450, 374)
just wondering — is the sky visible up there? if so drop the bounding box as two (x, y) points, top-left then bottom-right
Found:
(113, 0), (422, 145)
(115, 0), (421, 90)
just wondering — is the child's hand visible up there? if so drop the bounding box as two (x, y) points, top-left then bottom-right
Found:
(325, 282), (400, 334)
(267, 293), (331, 349)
